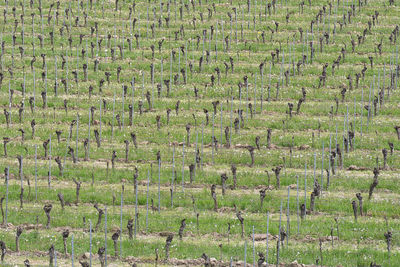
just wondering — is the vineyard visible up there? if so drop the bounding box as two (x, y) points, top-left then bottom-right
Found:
(0, 0), (399, 266)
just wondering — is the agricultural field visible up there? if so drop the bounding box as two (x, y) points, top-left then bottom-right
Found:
(0, 0), (399, 266)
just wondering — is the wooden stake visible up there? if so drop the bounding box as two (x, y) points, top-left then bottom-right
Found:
(121, 85), (125, 130)
(201, 123), (204, 169)
(220, 103), (223, 145)
(158, 159), (161, 213)
(111, 89), (116, 141)
(296, 175), (299, 234)
(88, 108), (91, 160)
(89, 219), (92, 267)
(120, 191), (123, 257)
(313, 152), (316, 186)
(104, 206), (107, 266)
(244, 240), (247, 266)
(131, 77), (135, 125)
(304, 163), (307, 219)
(146, 170), (150, 233)
(33, 69), (36, 113)
(71, 234), (74, 267)
(360, 86), (364, 136)
(286, 186), (290, 246)
(134, 172), (138, 238)
(48, 135), (52, 188)
(252, 226), (255, 266)
(193, 130), (198, 182)
(35, 145), (38, 202)
(171, 146), (175, 207)
(212, 112), (215, 164)
(277, 199), (282, 266)
(181, 140), (185, 192)
(5, 166), (9, 225)
(266, 211), (269, 266)
(321, 141), (324, 194)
